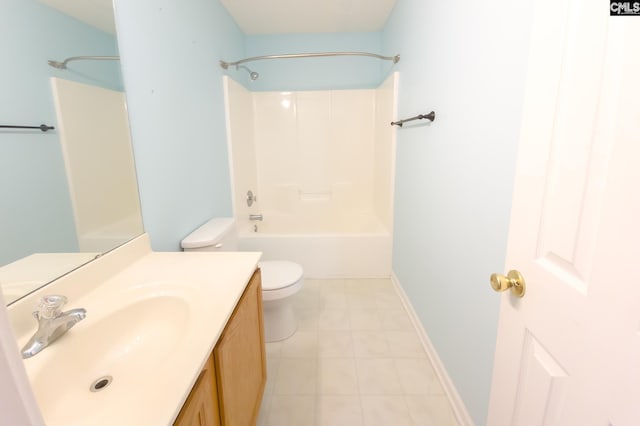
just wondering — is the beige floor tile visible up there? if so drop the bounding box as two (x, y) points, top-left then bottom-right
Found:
(405, 395), (458, 425)
(316, 395), (364, 426)
(296, 309), (320, 331)
(347, 278), (393, 292)
(378, 308), (414, 331)
(294, 284), (321, 312)
(265, 340), (283, 358)
(319, 290), (349, 309)
(267, 395), (315, 426)
(385, 331), (427, 358)
(259, 279), (453, 426)
(319, 279), (351, 294)
(318, 331), (354, 358)
(349, 308), (382, 330)
(352, 331), (390, 357)
(280, 330), (319, 358)
(274, 358), (318, 395)
(257, 393), (271, 426)
(394, 358), (443, 395)
(375, 288), (404, 310)
(318, 308), (351, 331)
(348, 292), (379, 309)
(265, 357), (280, 396)
(355, 358), (404, 395)
(361, 395), (414, 426)
(317, 358), (359, 395)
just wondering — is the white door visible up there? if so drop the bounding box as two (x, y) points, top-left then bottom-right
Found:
(487, 0), (640, 424)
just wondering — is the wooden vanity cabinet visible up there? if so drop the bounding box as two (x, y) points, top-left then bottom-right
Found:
(214, 269), (267, 425)
(174, 270), (266, 426)
(173, 353), (220, 426)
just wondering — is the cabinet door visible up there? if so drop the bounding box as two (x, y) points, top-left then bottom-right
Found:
(174, 353), (221, 426)
(214, 270), (267, 426)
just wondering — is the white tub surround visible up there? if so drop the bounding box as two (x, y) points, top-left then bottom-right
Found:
(224, 74), (398, 278)
(7, 234), (261, 425)
(238, 211), (391, 278)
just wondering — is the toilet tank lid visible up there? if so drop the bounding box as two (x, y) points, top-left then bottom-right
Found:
(181, 217), (235, 249)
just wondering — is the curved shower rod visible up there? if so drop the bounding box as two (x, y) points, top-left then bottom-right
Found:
(47, 55), (120, 70)
(219, 51), (400, 79)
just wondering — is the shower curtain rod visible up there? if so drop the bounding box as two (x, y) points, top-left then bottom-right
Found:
(47, 55), (120, 70)
(219, 51), (400, 69)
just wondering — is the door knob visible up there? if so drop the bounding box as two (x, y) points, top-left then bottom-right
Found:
(490, 270), (526, 298)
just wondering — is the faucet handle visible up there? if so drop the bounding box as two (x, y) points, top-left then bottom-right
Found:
(35, 295), (68, 319)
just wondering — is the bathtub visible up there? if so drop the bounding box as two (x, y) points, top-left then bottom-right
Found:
(237, 211), (392, 278)
(78, 214), (144, 252)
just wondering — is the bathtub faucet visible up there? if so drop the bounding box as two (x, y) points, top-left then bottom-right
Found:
(249, 214), (263, 221)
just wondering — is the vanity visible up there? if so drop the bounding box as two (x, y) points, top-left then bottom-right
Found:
(3, 2), (268, 423)
(7, 235), (266, 425)
(175, 267), (266, 426)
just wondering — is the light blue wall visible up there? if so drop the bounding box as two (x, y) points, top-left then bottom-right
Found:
(241, 33), (386, 91)
(111, 1), (533, 422)
(384, 0), (532, 424)
(113, 0), (244, 251)
(0, 0), (121, 265)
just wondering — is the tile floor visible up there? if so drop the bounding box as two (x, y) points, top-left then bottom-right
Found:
(257, 278), (458, 426)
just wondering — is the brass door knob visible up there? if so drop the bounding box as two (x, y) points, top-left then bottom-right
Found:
(490, 270), (526, 298)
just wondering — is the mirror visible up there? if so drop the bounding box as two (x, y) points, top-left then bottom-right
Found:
(0, 0), (143, 305)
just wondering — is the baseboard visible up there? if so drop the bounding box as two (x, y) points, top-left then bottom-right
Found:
(391, 272), (475, 426)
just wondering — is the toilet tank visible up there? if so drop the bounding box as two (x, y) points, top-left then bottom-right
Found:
(181, 217), (238, 252)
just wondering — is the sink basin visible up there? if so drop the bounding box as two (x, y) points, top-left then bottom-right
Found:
(26, 292), (190, 424)
(8, 236), (262, 425)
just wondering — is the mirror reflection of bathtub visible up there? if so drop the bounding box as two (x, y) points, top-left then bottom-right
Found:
(0, 253), (98, 305)
(1, 77), (142, 305)
(1, 0), (143, 305)
(51, 77), (143, 253)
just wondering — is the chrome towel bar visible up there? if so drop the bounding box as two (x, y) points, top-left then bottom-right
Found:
(0, 124), (54, 132)
(391, 111), (435, 127)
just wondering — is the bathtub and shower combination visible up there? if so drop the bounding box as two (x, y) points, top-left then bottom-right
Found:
(237, 210), (392, 278)
(224, 71), (398, 278)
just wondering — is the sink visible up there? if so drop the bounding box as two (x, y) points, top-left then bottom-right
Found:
(25, 292), (191, 424)
(7, 236), (262, 425)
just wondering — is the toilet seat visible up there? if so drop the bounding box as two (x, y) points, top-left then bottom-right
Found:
(259, 261), (303, 301)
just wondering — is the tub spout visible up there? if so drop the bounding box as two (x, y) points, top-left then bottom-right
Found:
(249, 214), (263, 221)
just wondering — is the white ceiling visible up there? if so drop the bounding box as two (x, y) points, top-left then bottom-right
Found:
(38, 0), (115, 34)
(219, 0), (398, 35)
(38, 0), (397, 36)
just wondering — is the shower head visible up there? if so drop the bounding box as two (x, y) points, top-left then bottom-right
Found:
(236, 64), (259, 81)
(47, 60), (67, 69)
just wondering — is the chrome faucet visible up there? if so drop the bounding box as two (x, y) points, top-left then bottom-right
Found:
(21, 295), (86, 359)
(249, 213), (263, 221)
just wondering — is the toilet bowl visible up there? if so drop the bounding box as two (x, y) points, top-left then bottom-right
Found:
(259, 260), (303, 341)
(181, 217), (303, 342)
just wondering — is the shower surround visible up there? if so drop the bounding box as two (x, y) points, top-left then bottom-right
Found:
(224, 74), (397, 277)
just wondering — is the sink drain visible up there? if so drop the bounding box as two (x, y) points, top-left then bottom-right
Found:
(89, 375), (113, 392)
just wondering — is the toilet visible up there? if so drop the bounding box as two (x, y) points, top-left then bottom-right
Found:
(181, 217), (303, 342)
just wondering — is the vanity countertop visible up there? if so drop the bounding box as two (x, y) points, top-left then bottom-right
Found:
(9, 235), (261, 426)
